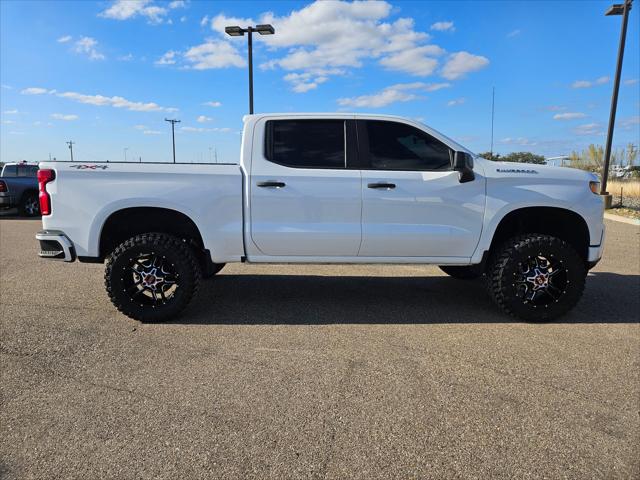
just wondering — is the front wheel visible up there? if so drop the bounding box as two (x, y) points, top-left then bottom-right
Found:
(486, 234), (586, 321)
(105, 233), (201, 322)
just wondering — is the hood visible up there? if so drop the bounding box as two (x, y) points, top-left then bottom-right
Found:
(476, 158), (598, 183)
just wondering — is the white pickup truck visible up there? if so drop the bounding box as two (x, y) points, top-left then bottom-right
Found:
(36, 113), (605, 322)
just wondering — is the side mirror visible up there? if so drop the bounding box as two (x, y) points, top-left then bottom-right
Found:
(453, 151), (475, 183)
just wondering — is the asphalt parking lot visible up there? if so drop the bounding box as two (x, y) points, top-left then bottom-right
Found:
(1, 216), (638, 479)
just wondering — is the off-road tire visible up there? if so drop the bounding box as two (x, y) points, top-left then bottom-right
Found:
(439, 265), (483, 280)
(486, 234), (586, 321)
(19, 192), (40, 217)
(105, 233), (201, 322)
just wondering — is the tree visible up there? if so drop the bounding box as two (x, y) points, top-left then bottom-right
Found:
(478, 152), (501, 161)
(501, 152), (546, 164)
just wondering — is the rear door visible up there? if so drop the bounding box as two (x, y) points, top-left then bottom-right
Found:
(358, 119), (485, 258)
(249, 118), (362, 257)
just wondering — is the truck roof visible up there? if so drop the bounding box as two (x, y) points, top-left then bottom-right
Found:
(243, 113), (473, 154)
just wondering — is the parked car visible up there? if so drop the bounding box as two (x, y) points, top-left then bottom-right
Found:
(35, 113), (605, 322)
(0, 162), (40, 216)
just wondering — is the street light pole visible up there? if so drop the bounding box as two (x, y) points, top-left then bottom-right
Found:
(165, 118), (180, 163)
(601, 0), (633, 203)
(124, 147), (128, 162)
(225, 24), (275, 115)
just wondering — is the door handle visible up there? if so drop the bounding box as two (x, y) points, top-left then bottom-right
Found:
(367, 182), (396, 189)
(257, 181), (286, 188)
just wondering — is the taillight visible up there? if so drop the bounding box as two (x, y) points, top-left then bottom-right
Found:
(0, 180), (6, 193)
(37, 169), (55, 215)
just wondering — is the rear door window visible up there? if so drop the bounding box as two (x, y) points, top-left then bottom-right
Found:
(265, 120), (345, 169)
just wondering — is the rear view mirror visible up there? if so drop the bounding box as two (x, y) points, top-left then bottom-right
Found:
(453, 151), (474, 183)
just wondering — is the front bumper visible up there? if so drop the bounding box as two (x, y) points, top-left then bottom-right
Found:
(587, 224), (606, 268)
(36, 230), (76, 262)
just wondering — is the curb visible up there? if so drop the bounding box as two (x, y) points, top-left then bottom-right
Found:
(604, 212), (640, 226)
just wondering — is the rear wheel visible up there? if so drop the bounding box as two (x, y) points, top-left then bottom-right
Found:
(439, 265), (483, 280)
(487, 234), (586, 321)
(105, 233), (201, 322)
(20, 192), (40, 216)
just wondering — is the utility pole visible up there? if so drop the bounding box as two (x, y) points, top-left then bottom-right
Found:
(66, 141), (75, 162)
(165, 118), (180, 163)
(124, 147), (128, 162)
(490, 87), (495, 159)
(601, 0), (633, 205)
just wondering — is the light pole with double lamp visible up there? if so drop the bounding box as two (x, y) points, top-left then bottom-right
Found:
(600, 0), (633, 207)
(225, 24), (275, 114)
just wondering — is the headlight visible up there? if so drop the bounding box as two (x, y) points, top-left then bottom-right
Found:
(589, 181), (600, 194)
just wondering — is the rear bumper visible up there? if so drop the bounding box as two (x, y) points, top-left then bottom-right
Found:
(36, 230), (76, 262)
(0, 194), (15, 207)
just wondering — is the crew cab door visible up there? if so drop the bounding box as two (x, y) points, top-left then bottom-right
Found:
(248, 118), (362, 256)
(357, 119), (485, 258)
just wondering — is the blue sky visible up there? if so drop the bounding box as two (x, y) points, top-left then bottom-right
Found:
(1, 0), (638, 164)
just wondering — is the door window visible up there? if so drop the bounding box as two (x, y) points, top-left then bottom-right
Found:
(365, 120), (452, 171)
(265, 120), (345, 169)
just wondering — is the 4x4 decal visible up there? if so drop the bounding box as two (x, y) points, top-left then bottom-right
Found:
(69, 164), (108, 170)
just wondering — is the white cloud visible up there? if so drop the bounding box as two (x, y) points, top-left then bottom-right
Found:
(553, 112), (586, 120)
(21, 87), (50, 95)
(197, 115), (212, 123)
(1, 84), (12, 89)
(51, 113), (79, 121)
(205, 1), (487, 89)
(143, 130), (163, 135)
(545, 105), (566, 112)
(431, 21), (454, 32)
(571, 76), (610, 88)
(74, 36), (105, 60)
(183, 40), (245, 69)
(573, 123), (603, 136)
(168, 0), (186, 8)
(507, 29), (521, 38)
(59, 91), (174, 111)
(3, 109), (18, 114)
(441, 51), (489, 79)
(283, 72), (329, 93)
(447, 97), (466, 107)
(118, 53), (134, 61)
(619, 116), (639, 130)
(23, 87), (175, 112)
(200, 15), (209, 27)
(2, 120), (15, 124)
(624, 78), (639, 86)
(99, 0), (171, 24)
(500, 137), (537, 146)
(155, 50), (177, 65)
(57, 35), (72, 43)
(181, 126), (232, 133)
(203, 101), (222, 107)
(133, 124), (147, 130)
(379, 45), (443, 76)
(337, 83), (431, 108)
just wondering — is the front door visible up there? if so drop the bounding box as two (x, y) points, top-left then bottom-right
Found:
(358, 119), (485, 258)
(249, 118), (362, 257)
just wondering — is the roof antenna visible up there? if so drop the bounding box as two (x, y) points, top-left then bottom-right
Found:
(490, 87), (495, 158)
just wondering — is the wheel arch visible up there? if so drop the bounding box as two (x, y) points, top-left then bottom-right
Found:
(487, 207), (590, 263)
(98, 207), (205, 260)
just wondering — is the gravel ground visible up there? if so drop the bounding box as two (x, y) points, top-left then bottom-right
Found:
(1, 216), (639, 479)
